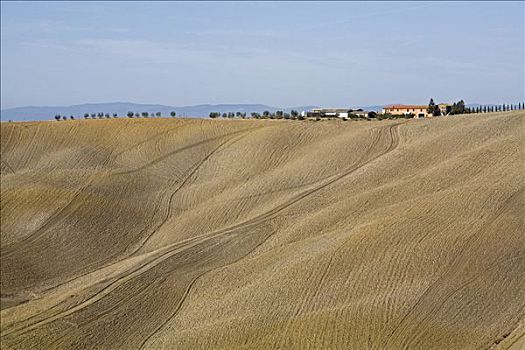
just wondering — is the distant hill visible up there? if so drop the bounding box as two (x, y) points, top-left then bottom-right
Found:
(0, 102), (384, 121)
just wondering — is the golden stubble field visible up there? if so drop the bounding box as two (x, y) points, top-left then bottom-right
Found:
(0, 112), (524, 349)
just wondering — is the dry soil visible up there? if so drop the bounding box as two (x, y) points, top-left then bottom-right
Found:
(1, 112), (524, 349)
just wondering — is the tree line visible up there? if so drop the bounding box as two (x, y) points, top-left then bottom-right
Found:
(54, 111), (177, 121)
(209, 110), (305, 120)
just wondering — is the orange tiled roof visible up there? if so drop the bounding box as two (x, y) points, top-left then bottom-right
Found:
(384, 105), (428, 109)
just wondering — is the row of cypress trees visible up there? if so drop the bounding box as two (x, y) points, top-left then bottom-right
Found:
(467, 103), (524, 114)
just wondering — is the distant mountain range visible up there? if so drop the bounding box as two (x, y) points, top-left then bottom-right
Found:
(0, 102), (385, 121)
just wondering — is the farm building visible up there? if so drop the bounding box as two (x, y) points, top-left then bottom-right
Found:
(382, 105), (429, 118)
(383, 103), (452, 118)
(310, 108), (350, 118)
(349, 109), (376, 118)
(304, 108), (375, 119)
(438, 103), (452, 115)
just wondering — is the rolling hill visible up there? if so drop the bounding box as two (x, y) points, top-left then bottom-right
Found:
(1, 112), (524, 349)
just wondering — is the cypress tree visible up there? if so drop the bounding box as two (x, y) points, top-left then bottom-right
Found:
(427, 98), (436, 114)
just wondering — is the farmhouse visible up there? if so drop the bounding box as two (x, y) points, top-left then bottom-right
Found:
(382, 105), (429, 118)
(383, 103), (453, 118)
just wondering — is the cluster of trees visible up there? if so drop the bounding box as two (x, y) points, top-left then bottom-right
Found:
(125, 111), (176, 118)
(451, 101), (467, 114)
(82, 113), (119, 119)
(427, 99), (439, 116)
(427, 99), (468, 116)
(209, 110), (304, 120)
(54, 115), (75, 121)
(209, 112), (247, 118)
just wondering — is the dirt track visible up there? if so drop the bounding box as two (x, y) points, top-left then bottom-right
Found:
(1, 112), (524, 349)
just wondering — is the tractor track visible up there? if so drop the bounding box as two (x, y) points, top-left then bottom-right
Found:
(1, 122), (404, 345)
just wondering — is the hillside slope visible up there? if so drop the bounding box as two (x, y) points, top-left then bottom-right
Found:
(1, 112), (524, 349)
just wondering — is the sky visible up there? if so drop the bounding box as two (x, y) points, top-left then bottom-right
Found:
(1, 1), (523, 109)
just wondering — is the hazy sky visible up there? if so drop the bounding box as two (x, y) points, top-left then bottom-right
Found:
(1, 1), (523, 109)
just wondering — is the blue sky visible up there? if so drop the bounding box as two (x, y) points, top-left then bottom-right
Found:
(1, 1), (523, 109)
